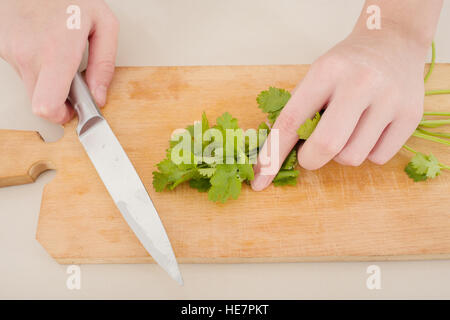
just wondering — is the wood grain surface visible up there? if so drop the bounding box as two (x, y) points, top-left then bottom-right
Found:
(1, 64), (450, 264)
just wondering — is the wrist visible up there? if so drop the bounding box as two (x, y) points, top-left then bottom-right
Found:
(350, 0), (443, 60)
(351, 18), (431, 60)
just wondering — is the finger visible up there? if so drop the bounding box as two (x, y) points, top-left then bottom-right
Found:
(31, 58), (79, 124)
(12, 50), (39, 100)
(251, 69), (334, 191)
(298, 88), (371, 170)
(85, 12), (119, 107)
(334, 105), (393, 166)
(19, 68), (38, 100)
(368, 108), (422, 165)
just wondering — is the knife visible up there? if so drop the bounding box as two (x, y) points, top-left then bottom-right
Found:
(68, 71), (183, 285)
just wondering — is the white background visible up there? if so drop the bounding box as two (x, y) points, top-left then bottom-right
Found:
(1, 0), (450, 299)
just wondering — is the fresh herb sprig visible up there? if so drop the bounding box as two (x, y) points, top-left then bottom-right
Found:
(153, 112), (268, 203)
(153, 87), (322, 202)
(402, 41), (450, 181)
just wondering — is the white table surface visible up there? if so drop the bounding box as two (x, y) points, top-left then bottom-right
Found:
(1, 0), (450, 299)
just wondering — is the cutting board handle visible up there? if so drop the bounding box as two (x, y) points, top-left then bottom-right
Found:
(0, 129), (55, 188)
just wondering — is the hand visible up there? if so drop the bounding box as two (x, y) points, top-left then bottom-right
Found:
(252, 25), (431, 191)
(0, 0), (119, 124)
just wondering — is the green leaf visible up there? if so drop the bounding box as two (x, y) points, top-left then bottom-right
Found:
(198, 167), (216, 178)
(216, 112), (239, 130)
(185, 124), (195, 138)
(208, 164), (242, 203)
(297, 112), (321, 140)
(156, 159), (178, 174)
(268, 110), (282, 124)
(425, 154), (441, 178)
(410, 153), (429, 175)
(258, 121), (270, 132)
(153, 159), (197, 190)
(273, 170), (299, 186)
(153, 111), (255, 202)
(404, 152), (443, 182)
(152, 171), (169, 192)
(168, 169), (198, 190)
(256, 121), (270, 148)
(410, 152), (441, 179)
(281, 149), (297, 171)
(237, 163), (254, 181)
(404, 162), (427, 182)
(256, 87), (291, 113)
(189, 178), (211, 192)
(201, 111), (210, 132)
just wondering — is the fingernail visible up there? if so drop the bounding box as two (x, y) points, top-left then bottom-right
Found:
(94, 85), (107, 107)
(251, 174), (271, 191)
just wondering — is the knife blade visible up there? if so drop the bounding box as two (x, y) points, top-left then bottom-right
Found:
(68, 72), (183, 285)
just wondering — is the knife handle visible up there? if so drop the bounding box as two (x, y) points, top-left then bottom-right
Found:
(68, 72), (104, 136)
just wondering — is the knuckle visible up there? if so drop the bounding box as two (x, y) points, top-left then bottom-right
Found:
(97, 59), (115, 72)
(32, 99), (59, 120)
(92, 59), (116, 79)
(31, 105), (43, 117)
(381, 82), (399, 98)
(32, 104), (50, 119)
(315, 136), (343, 155)
(275, 112), (299, 136)
(354, 68), (381, 89)
(312, 54), (346, 77)
(31, 97), (46, 117)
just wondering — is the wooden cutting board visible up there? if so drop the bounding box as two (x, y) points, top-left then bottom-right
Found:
(1, 65), (450, 264)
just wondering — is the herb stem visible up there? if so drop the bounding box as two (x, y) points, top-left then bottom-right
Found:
(416, 127), (450, 139)
(412, 131), (450, 146)
(419, 119), (450, 128)
(425, 89), (450, 96)
(403, 145), (450, 172)
(402, 145), (417, 154)
(423, 112), (450, 116)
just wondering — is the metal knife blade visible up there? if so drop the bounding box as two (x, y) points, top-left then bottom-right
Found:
(68, 72), (183, 285)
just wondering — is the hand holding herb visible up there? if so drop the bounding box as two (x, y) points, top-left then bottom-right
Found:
(251, 0), (443, 191)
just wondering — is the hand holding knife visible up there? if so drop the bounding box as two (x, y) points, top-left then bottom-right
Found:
(68, 71), (183, 285)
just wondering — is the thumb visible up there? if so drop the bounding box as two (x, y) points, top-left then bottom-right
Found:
(85, 14), (119, 107)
